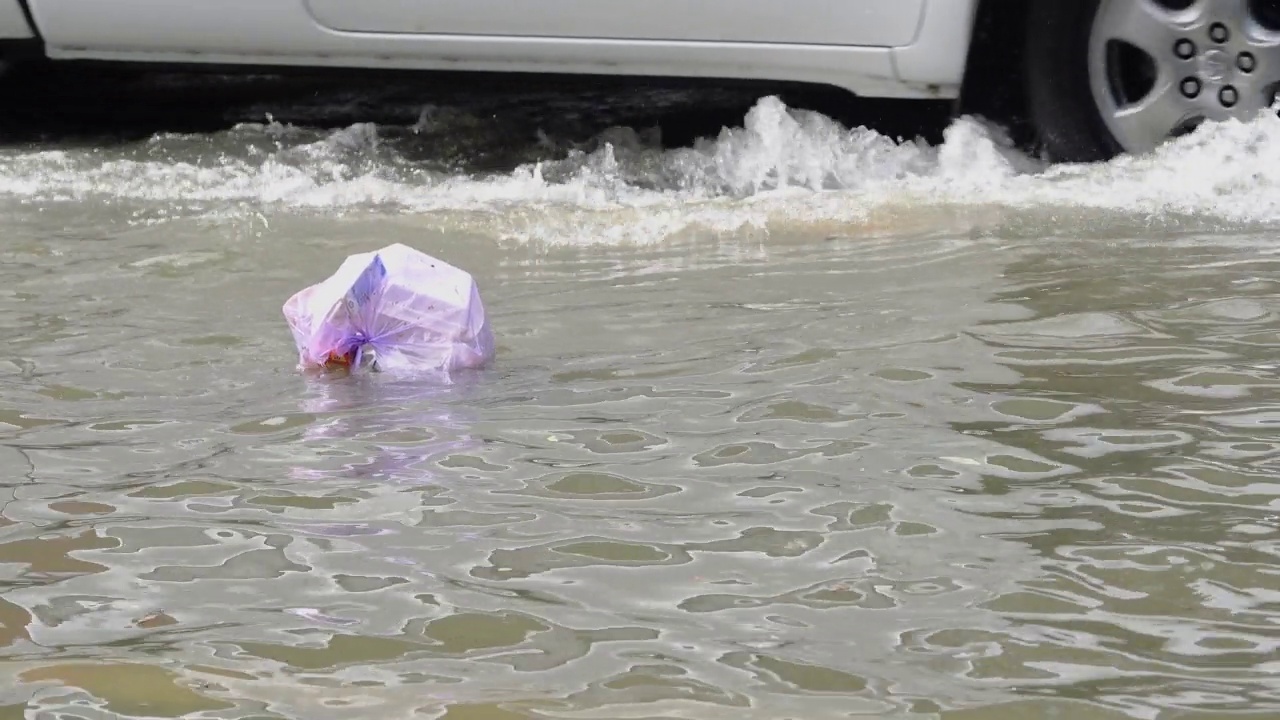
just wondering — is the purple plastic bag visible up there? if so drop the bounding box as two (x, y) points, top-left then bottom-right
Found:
(283, 243), (495, 375)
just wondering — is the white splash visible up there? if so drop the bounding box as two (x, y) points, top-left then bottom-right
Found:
(3, 95), (1280, 245)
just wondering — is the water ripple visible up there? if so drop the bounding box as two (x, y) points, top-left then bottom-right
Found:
(3, 166), (1280, 717)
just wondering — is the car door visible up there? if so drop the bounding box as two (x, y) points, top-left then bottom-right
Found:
(23, 0), (934, 101)
(0, 0), (32, 38)
(302, 0), (926, 48)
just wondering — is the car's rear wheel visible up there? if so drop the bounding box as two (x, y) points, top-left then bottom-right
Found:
(1026, 0), (1280, 162)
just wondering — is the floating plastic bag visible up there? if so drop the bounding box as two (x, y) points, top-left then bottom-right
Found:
(283, 243), (495, 375)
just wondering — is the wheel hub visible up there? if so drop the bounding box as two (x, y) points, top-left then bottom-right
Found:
(1087, 0), (1280, 155)
(1199, 48), (1233, 81)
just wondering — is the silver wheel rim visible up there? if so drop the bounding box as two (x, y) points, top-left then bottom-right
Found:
(1088, 0), (1280, 155)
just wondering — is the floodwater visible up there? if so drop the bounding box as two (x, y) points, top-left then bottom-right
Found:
(1, 74), (1279, 720)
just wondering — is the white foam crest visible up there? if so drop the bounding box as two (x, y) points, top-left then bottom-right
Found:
(3, 95), (1280, 245)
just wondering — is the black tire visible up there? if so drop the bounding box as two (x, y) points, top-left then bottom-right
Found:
(1024, 0), (1123, 163)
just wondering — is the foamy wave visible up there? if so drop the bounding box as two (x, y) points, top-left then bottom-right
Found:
(3, 95), (1280, 244)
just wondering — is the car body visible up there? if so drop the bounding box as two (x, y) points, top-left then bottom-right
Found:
(1, 0), (977, 100)
(0, 0), (30, 40)
(3, 0), (1278, 162)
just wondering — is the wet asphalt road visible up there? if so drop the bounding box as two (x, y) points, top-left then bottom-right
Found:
(0, 64), (956, 153)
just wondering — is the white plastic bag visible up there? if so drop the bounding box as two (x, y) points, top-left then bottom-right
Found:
(283, 243), (495, 375)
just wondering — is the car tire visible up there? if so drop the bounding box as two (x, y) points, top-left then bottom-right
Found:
(1024, 1), (1123, 163)
(1025, 0), (1280, 163)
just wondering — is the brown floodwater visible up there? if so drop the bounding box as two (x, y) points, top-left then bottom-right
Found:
(2, 76), (1279, 720)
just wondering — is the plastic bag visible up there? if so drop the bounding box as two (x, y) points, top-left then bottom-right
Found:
(283, 243), (495, 375)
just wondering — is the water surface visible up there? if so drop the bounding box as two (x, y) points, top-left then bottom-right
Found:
(1, 81), (1279, 719)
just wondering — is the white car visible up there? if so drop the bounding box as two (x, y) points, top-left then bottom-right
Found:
(1, 0), (1275, 162)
